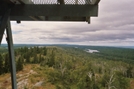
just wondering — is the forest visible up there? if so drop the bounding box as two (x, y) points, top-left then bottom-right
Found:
(0, 45), (134, 89)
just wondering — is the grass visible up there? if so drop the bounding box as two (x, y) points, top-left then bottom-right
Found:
(0, 64), (55, 89)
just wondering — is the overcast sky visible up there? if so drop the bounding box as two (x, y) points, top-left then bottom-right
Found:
(2, 0), (134, 46)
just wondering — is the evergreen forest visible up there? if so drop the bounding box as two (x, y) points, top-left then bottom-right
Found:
(0, 45), (134, 89)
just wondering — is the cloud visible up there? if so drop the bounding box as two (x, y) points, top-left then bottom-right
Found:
(1, 0), (134, 46)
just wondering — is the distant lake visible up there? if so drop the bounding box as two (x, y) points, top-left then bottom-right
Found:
(85, 49), (99, 53)
(117, 46), (134, 49)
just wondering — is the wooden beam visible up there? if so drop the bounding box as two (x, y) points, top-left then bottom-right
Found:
(15, 0), (44, 21)
(8, 5), (98, 17)
(10, 16), (90, 22)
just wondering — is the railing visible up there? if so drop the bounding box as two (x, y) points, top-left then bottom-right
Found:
(31, 0), (100, 5)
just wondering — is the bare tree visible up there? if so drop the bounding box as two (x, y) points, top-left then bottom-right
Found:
(106, 73), (116, 89)
(59, 63), (66, 77)
(87, 71), (93, 81)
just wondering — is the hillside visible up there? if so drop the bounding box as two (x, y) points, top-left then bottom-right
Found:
(0, 45), (134, 89)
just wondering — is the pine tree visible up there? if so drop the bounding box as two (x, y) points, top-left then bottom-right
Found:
(0, 54), (4, 74)
(48, 50), (55, 67)
(43, 47), (47, 55)
(126, 65), (133, 78)
(32, 54), (38, 63)
(16, 57), (23, 71)
(4, 53), (10, 73)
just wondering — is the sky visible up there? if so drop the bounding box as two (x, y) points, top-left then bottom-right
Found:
(1, 0), (134, 46)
